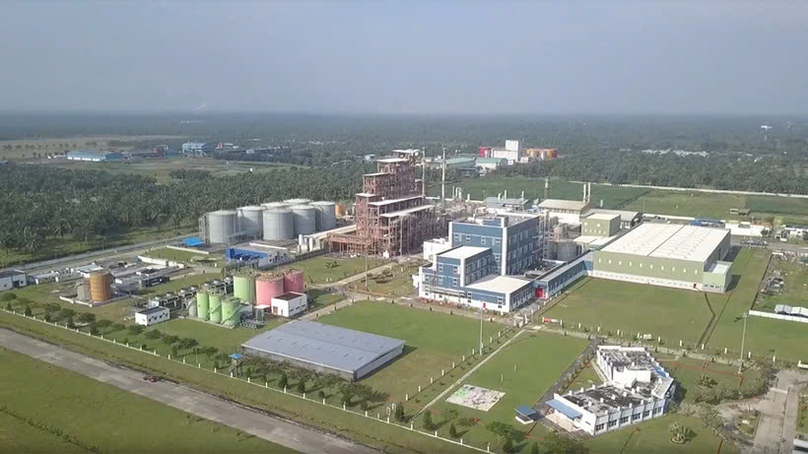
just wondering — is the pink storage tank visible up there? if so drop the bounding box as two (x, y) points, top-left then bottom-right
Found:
(283, 269), (305, 293)
(255, 274), (284, 306)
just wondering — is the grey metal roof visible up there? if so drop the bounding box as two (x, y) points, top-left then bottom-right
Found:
(0, 270), (24, 279)
(242, 321), (404, 373)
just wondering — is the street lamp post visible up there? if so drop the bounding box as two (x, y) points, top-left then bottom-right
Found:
(738, 312), (748, 374)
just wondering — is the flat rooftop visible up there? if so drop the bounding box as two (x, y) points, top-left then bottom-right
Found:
(600, 223), (728, 263)
(484, 197), (529, 205)
(585, 213), (621, 221)
(242, 321), (404, 374)
(538, 199), (590, 212)
(376, 157), (408, 163)
(465, 274), (533, 294)
(438, 246), (490, 260)
(273, 292), (303, 301)
(138, 306), (168, 316)
(586, 209), (641, 223)
(380, 204), (435, 218)
(368, 195), (422, 207)
(600, 347), (655, 372)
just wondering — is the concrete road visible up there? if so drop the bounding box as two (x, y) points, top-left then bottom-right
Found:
(751, 369), (808, 454)
(0, 328), (377, 454)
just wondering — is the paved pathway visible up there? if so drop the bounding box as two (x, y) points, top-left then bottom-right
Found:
(0, 328), (377, 454)
(750, 369), (808, 454)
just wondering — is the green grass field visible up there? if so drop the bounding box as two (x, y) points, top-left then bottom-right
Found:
(318, 301), (504, 401)
(9, 282), (136, 322)
(276, 255), (389, 285)
(561, 360), (602, 393)
(307, 288), (346, 311)
(625, 190), (747, 219)
(144, 247), (223, 265)
(544, 278), (713, 347)
(0, 224), (196, 268)
(586, 413), (738, 454)
(0, 307), (480, 453)
(757, 258), (808, 311)
(657, 355), (762, 405)
(422, 332), (588, 453)
(704, 249), (806, 363)
(0, 348), (295, 453)
(350, 262), (421, 297)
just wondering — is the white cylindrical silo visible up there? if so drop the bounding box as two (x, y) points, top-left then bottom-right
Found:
(311, 201), (337, 231)
(263, 208), (295, 240)
(238, 205), (264, 237)
(283, 198), (311, 206)
(208, 210), (238, 244)
(291, 205), (316, 236)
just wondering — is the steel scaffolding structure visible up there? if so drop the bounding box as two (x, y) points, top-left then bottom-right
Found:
(327, 154), (445, 257)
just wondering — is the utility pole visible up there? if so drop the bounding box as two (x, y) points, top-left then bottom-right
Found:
(479, 303), (484, 355)
(441, 147), (447, 212)
(421, 147), (426, 197)
(738, 312), (748, 374)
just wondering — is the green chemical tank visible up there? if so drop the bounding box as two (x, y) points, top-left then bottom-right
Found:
(209, 293), (222, 324)
(222, 297), (240, 327)
(233, 275), (256, 305)
(196, 291), (209, 321)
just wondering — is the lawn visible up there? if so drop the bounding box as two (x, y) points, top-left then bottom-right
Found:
(276, 255), (389, 285)
(704, 249), (806, 363)
(0, 412), (81, 453)
(306, 288), (346, 311)
(585, 413), (738, 454)
(0, 348), (295, 453)
(545, 278), (713, 347)
(349, 261), (421, 297)
(430, 176), (650, 209)
(421, 332), (589, 453)
(9, 282), (135, 323)
(140, 272), (221, 296)
(146, 317), (287, 356)
(318, 301), (504, 401)
(561, 360), (602, 394)
(756, 257), (808, 311)
(624, 190), (746, 219)
(0, 224), (196, 268)
(144, 247), (223, 265)
(0, 309), (473, 454)
(656, 355), (762, 405)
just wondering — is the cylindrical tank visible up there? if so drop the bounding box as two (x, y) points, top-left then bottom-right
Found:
(557, 241), (579, 262)
(208, 293), (222, 324)
(263, 208), (295, 241)
(233, 275), (256, 304)
(261, 202), (288, 210)
(187, 299), (197, 318)
(76, 280), (91, 301)
(291, 205), (316, 236)
(89, 271), (112, 302)
(196, 292), (209, 321)
(222, 297), (239, 327)
(237, 206), (264, 237)
(256, 274), (284, 306)
(207, 209), (237, 244)
(283, 198), (311, 206)
(311, 201), (337, 231)
(283, 269), (305, 293)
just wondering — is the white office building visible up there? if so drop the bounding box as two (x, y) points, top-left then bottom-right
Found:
(270, 292), (308, 318)
(135, 306), (170, 326)
(545, 346), (675, 436)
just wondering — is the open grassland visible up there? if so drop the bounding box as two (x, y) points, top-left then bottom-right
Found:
(48, 157), (291, 183)
(704, 249), (807, 363)
(148, 317), (286, 355)
(585, 413), (738, 454)
(421, 332), (588, 453)
(756, 258), (808, 311)
(0, 348), (295, 453)
(0, 412), (81, 453)
(306, 289), (346, 311)
(656, 354), (762, 405)
(544, 278), (713, 347)
(625, 190), (746, 219)
(0, 224), (195, 268)
(561, 360), (602, 393)
(349, 261), (421, 297)
(318, 301), (504, 401)
(276, 255), (389, 285)
(0, 308), (476, 453)
(143, 247), (223, 265)
(0, 134), (186, 159)
(10, 282), (135, 322)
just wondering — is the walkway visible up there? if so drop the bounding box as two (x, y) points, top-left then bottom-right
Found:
(0, 328), (377, 454)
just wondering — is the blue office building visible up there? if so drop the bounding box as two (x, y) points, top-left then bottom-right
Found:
(418, 214), (544, 313)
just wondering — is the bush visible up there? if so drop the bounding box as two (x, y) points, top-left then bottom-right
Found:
(5, 302), (11, 311)
(127, 325), (144, 335)
(423, 410), (435, 431)
(1, 293), (16, 301)
(394, 403), (404, 422)
(449, 423), (458, 438)
(502, 437), (514, 454)
(296, 379), (306, 394)
(278, 373), (288, 390)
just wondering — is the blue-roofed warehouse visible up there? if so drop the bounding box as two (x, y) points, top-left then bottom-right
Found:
(241, 320), (405, 381)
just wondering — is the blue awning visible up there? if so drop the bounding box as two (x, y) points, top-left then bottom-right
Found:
(546, 399), (582, 419)
(515, 405), (538, 418)
(183, 237), (204, 247)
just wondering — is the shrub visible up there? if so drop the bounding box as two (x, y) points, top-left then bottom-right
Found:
(0, 293), (17, 301)
(278, 373), (288, 390)
(449, 423), (458, 438)
(127, 325), (144, 335)
(296, 379), (306, 394)
(423, 410), (435, 431)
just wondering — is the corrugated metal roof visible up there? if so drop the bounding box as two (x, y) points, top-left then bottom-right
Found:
(601, 223), (729, 263)
(538, 199), (589, 211)
(242, 321), (404, 374)
(546, 399), (583, 419)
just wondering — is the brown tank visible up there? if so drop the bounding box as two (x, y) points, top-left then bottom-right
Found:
(89, 271), (112, 302)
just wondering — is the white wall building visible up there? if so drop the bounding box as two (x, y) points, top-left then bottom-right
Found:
(545, 346), (675, 436)
(490, 140), (522, 165)
(270, 292), (308, 317)
(135, 306), (170, 326)
(0, 271), (27, 292)
(423, 237), (453, 262)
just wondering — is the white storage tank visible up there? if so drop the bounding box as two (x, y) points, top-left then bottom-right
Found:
(208, 210), (238, 244)
(311, 201), (337, 231)
(261, 201), (288, 210)
(237, 205), (264, 237)
(291, 205), (316, 236)
(283, 198), (311, 206)
(263, 208), (295, 240)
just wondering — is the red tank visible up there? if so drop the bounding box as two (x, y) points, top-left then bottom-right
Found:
(283, 269), (305, 293)
(256, 274), (284, 306)
(478, 146), (492, 157)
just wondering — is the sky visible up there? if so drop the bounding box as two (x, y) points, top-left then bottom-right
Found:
(1, 1), (807, 115)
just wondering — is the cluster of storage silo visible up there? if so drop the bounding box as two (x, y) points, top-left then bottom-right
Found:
(203, 199), (338, 244)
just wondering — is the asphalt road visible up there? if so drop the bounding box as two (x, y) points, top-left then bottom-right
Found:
(0, 328), (377, 454)
(751, 369), (808, 454)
